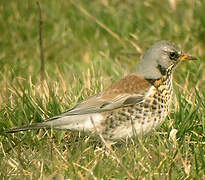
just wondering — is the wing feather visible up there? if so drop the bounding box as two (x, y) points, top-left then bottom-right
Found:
(62, 74), (152, 116)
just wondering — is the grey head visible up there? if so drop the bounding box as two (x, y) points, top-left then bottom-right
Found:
(135, 40), (196, 80)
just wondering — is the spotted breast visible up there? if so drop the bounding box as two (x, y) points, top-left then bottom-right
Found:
(101, 74), (173, 140)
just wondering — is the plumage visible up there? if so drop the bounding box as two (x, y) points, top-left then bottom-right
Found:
(6, 41), (197, 140)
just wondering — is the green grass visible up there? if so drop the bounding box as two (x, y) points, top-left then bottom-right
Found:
(0, 0), (205, 179)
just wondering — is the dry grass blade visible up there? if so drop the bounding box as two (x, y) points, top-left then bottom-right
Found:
(73, 162), (98, 180)
(37, 1), (45, 81)
(71, 1), (126, 48)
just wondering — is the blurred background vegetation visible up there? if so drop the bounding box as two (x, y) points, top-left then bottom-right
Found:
(0, 0), (204, 179)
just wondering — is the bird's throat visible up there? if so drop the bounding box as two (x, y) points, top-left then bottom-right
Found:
(146, 73), (172, 89)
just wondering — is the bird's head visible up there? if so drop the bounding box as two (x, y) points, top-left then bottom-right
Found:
(135, 41), (197, 80)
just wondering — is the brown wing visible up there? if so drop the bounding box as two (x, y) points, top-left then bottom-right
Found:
(62, 73), (152, 115)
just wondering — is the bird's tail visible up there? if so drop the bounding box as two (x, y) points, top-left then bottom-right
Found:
(6, 113), (103, 133)
(5, 117), (60, 133)
(5, 122), (48, 133)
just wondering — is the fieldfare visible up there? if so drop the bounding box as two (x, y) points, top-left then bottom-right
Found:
(7, 41), (197, 140)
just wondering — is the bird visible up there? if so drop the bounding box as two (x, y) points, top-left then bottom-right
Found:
(6, 41), (197, 140)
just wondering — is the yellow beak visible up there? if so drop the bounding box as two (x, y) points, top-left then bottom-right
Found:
(178, 54), (198, 61)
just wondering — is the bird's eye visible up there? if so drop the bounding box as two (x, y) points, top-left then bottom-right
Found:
(169, 51), (178, 60)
